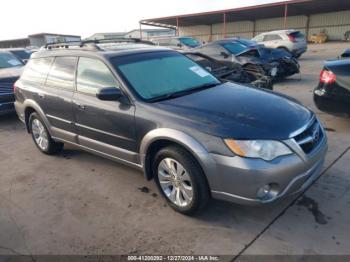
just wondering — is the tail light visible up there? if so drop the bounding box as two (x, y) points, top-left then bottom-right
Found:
(320, 70), (336, 84)
(13, 84), (17, 92)
(288, 34), (297, 43)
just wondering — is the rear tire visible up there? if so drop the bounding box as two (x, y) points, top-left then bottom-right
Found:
(29, 112), (64, 155)
(153, 145), (210, 215)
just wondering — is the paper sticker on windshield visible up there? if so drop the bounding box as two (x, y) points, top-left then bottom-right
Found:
(190, 66), (210, 77)
(7, 59), (21, 66)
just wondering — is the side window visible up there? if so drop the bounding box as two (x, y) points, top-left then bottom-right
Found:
(46, 57), (77, 90)
(21, 57), (53, 84)
(199, 45), (221, 57)
(263, 34), (282, 41)
(169, 39), (178, 46)
(253, 35), (264, 42)
(76, 57), (118, 95)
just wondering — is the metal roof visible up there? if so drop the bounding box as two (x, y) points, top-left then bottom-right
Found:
(140, 0), (350, 28)
(28, 33), (81, 38)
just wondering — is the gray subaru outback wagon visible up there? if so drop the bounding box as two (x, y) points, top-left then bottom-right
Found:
(14, 40), (327, 214)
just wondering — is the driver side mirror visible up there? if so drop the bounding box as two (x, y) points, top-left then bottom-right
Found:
(96, 87), (123, 101)
(220, 51), (229, 59)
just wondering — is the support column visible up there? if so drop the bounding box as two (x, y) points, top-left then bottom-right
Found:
(305, 14), (310, 41)
(209, 24), (213, 42)
(176, 18), (179, 36)
(252, 20), (256, 37)
(223, 12), (227, 38)
(284, 4), (288, 29)
(139, 22), (142, 39)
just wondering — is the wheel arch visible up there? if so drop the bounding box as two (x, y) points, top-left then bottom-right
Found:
(277, 46), (290, 52)
(139, 129), (217, 185)
(23, 100), (51, 135)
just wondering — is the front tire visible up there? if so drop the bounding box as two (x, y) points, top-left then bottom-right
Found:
(29, 112), (64, 155)
(153, 145), (209, 215)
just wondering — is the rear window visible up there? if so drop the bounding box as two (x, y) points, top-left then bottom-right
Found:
(21, 57), (53, 84)
(289, 31), (305, 39)
(179, 37), (201, 48)
(0, 52), (23, 68)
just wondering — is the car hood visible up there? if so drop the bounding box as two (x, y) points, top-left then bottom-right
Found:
(154, 82), (312, 140)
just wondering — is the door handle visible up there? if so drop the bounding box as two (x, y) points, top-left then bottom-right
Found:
(38, 93), (45, 99)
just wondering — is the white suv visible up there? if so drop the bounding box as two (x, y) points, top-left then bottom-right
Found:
(252, 30), (307, 58)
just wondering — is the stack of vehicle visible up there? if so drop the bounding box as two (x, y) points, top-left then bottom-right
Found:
(152, 35), (302, 90)
(184, 52), (273, 90)
(194, 38), (300, 80)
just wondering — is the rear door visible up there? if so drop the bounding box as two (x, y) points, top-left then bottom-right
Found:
(43, 56), (77, 139)
(73, 57), (137, 162)
(262, 34), (283, 48)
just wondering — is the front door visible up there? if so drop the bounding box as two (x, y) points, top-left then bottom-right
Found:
(72, 57), (137, 163)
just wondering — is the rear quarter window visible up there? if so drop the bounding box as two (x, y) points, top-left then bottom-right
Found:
(20, 57), (53, 84)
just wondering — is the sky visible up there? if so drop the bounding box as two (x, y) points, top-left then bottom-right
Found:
(0, 0), (285, 40)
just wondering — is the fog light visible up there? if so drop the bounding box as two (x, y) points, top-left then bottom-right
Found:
(257, 185), (271, 199)
(257, 183), (279, 200)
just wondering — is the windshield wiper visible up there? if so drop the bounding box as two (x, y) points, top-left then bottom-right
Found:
(148, 81), (221, 102)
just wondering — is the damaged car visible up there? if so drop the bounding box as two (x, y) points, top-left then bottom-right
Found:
(184, 51), (273, 90)
(195, 38), (300, 79)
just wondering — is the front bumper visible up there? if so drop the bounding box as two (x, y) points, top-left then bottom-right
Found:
(292, 46), (307, 57)
(210, 134), (327, 205)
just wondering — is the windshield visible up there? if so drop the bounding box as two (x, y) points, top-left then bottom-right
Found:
(0, 52), (23, 68)
(112, 51), (219, 101)
(10, 50), (33, 60)
(222, 42), (248, 55)
(179, 37), (201, 48)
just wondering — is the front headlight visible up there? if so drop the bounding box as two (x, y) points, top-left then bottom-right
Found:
(224, 139), (293, 161)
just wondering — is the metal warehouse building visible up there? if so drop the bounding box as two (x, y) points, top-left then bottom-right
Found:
(0, 33), (81, 48)
(140, 0), (350, 42)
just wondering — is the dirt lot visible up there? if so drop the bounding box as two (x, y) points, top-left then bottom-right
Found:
(0, 42), (349, 258)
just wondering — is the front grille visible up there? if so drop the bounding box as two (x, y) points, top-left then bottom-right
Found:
(294, 119), (323, 154)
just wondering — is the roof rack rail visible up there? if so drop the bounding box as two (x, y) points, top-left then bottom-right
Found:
(42, 37), (154, 51)
(44, 40), (102, 51)
(84, 37), (155, 45)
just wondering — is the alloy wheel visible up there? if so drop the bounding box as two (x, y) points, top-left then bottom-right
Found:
(31, 119), (49, 151)
(157, 158), (193, 207)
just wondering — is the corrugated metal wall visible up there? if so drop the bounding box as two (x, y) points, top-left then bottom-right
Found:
(179, 10), (350, 41)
